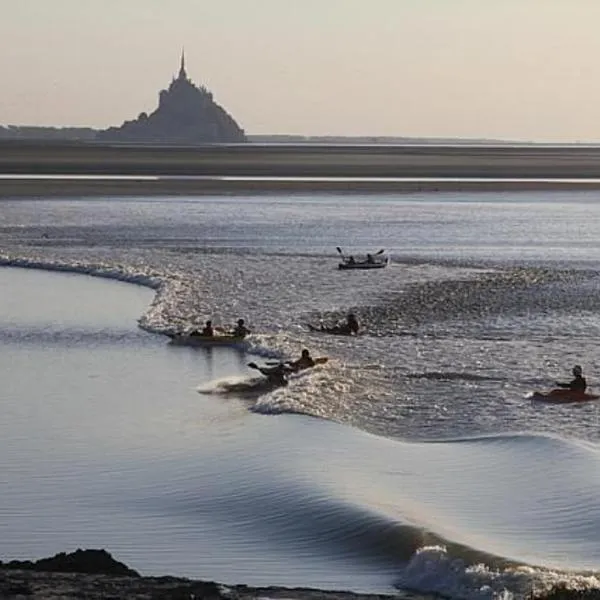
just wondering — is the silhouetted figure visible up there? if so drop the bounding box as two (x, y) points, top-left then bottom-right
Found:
(201, 320), (214, 336)
(556, 365), (587, 392)
(232, 318), (251, 338)
(287, 349), (316, 372)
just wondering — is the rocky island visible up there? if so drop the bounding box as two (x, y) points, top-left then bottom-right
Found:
(97, 51), (245, 144)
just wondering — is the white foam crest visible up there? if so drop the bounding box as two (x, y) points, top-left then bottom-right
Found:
(252, 361), (354, 417)
(398, 546), (600, 600)
(197, 374), (272, 398)
(0, 254), (163, 290)
(197, 374), (251, 393)
(0, 252), (194, 336)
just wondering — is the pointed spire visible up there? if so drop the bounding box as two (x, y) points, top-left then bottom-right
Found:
(178, 47), (187, 80)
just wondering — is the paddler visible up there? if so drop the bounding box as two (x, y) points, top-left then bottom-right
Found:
(200, 320), (214, 336)
(287, 349), (316, 372)
(188, 320), (214, 337)
(232, 318), (251, 338)
(555, 365), (587, 392)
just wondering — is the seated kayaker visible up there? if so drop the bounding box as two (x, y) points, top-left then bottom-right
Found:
(201, 320), (214, 337)
(366, 253), (375, 264)
(188, 320), (214, 337)
(231, 318), (251, 338)
(321, 313), (360, 335)
(555, 365), (587, 392)
(287, 349), (316, 372)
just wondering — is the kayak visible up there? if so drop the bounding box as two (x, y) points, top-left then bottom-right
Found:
(336, 247), (388, 270)
(338, 258), (389, 270)
(167, 333), (248, 347)
(530, 389), (599, 404)
(252, 357), (329, 374)
(285, 356), (329, 371)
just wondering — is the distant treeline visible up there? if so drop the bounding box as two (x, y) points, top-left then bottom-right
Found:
(0, 125), (97, 141)
(0, 125), (509, 145)
(248, 134), (506, 144)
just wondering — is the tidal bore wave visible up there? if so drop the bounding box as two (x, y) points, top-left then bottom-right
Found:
(148, 414), (600, 597)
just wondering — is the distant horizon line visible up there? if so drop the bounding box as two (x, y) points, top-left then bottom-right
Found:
(3, 123), (599, 145)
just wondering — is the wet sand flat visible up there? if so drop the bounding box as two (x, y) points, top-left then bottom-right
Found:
(4, 176), (600, 197)
(2, 141), (600, 197)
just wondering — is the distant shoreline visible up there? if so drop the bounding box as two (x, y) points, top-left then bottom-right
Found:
(3, 177), (600, 198)
(5, 141), (600, 178)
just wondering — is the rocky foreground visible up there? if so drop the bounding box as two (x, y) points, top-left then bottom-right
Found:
(0, 550), (596, 600)
(0, 549), (402, 600)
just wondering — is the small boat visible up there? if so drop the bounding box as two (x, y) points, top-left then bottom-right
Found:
(529, 389), (599, 404)
(167, 333), (248, 347)
(336, 247), (389, 270)
(338, 257), (389, 270)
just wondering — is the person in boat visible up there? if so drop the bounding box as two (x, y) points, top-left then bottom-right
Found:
(287, 349), (316, 372)
(555, 365), (587, 392)
(347, 255), (356, 265)
(231, 318), (251, 338)
(320, 313), (360, 335)
(201, 320), (214, 336)
(366, 253), (375, 264)
(188, 320), (214, 337)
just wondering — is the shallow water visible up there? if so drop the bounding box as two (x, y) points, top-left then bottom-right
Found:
(3, 192), (600, 598)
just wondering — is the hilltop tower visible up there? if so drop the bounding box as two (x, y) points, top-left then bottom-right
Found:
(179, 48), (187, 79)
(178, 48), (187, 81)
(98, 52), (246, 144)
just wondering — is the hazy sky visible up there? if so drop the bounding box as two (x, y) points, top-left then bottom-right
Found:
(2, 0), (600, 141)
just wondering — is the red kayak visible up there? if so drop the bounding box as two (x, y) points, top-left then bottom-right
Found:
(530, 389), (599, 404)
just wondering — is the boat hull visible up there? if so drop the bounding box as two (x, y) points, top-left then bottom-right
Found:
(530, 389), (599, 403)
(167, 333), (248, 347)
(338, 259), (388, 270)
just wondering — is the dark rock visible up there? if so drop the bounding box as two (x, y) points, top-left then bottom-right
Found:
(1, 549), (139, 577)
(148, 578), (224, 599)
(0, 573), (33, 596)
(4, 560), (35, 570)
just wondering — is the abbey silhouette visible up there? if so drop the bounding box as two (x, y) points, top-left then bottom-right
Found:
(98, 51), (246, 144)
